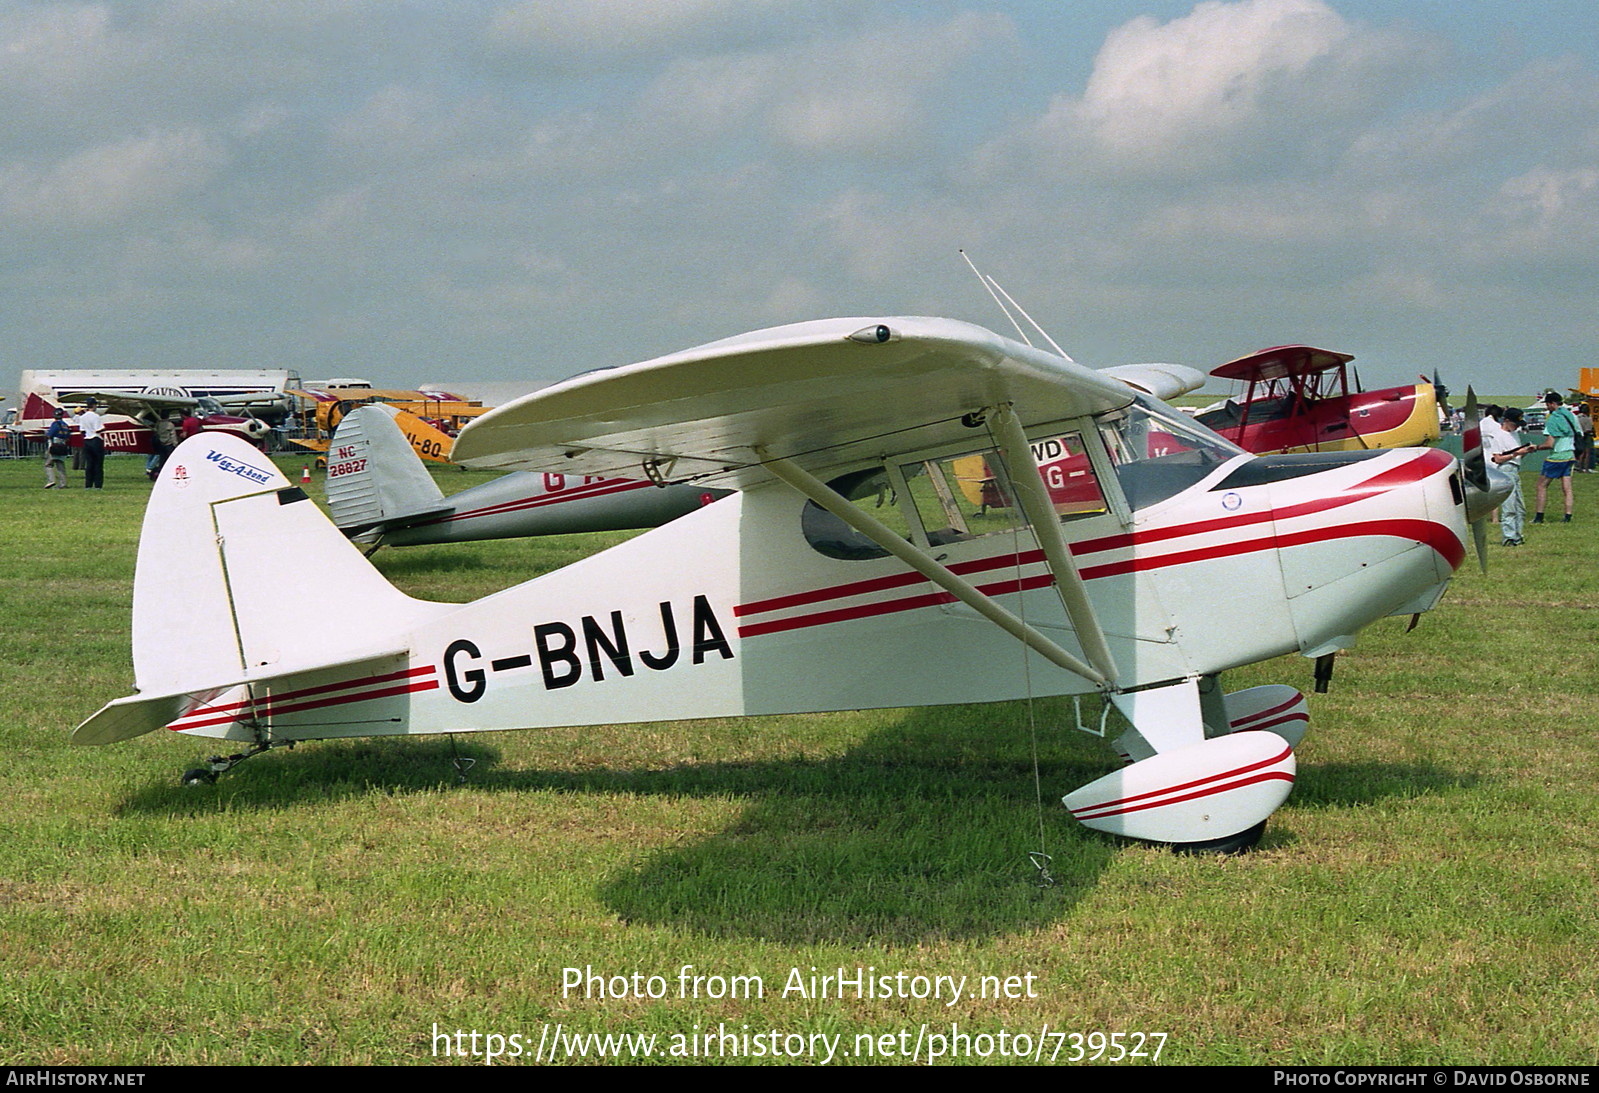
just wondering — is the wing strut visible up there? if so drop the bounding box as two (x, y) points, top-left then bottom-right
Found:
(757, 450), (1111, 688)
(987, 405), (1120, 685)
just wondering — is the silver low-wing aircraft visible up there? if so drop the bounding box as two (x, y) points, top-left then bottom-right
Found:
(74, 317), (1501, 851)
(325, 404), (727, 548)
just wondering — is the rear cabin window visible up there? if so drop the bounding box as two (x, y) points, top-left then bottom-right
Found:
(800, 467), (899, 561)
(902, 435), (1106, 546)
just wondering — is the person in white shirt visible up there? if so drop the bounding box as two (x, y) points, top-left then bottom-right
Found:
(77, 397), (106, 489)
(1487, 407), (1533, 546)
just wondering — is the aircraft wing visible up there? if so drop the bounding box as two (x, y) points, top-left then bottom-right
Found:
(207, 392), (290, 410)
(450, 316), (1141, 487)
(1211, 345), (1354, 383)
(1098, 363), (1206, 401)
(58, 389), (191, 416)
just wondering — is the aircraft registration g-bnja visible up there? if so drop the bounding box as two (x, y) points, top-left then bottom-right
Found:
(1193, 345), (1440, 455)
(325, 404), (728, 548)
(74, 316), (1502, 852)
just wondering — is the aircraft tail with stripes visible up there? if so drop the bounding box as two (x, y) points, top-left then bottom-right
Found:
(326, 404), (723, 548)
(72, 433), (453, 747)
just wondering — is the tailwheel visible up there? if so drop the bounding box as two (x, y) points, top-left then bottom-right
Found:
(177, 738), (295, 786)
(1170, 819), (1267, 856)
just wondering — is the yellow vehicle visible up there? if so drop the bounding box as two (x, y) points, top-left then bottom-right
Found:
(286, 386), (486, 465)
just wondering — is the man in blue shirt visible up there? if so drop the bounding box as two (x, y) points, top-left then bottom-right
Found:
(1534, 392), (1579, 523)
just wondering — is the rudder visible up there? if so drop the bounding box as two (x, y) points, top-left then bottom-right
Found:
(132, 434), (445, 700)
(326, 405), (448, 539)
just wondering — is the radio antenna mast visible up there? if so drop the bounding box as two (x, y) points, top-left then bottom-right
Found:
(959, 249), (1074, 363)
(961, 249), (1031, 348)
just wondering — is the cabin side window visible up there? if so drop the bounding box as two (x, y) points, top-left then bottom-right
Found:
(800, 430), (1122, 562)
(900, 452), (1021, 546)
(900, 436), (1108, 545)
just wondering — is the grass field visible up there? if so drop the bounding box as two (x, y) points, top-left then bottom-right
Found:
(2, 451), (1596, 1066)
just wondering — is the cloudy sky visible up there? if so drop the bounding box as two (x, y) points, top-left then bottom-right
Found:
(3, 0), (1596, 398)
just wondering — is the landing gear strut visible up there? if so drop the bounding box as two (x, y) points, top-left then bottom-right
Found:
(181, 738), (295, 786)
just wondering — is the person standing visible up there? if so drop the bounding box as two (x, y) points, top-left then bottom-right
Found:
(1578, 404), (1594, 472)
(1481, 405), (1504, 524)
(78, 397), (106, 489)
(147, 410), (181, 480)
(43, 408), (72, 489)
(1489, 407), (1534, 545)
(1533, 392), (1579, 523)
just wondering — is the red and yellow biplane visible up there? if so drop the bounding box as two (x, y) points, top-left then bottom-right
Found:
(1194, 345), (1439, 455)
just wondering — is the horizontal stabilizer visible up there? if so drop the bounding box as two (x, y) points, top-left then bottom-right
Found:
(73, 692), (197, 747)
(72, 649), (410, 746)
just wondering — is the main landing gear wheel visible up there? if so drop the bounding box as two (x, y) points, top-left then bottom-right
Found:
(1170, 819), (1267, 856)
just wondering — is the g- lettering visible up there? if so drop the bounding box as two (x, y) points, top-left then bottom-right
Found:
(444, 639), (486, 702)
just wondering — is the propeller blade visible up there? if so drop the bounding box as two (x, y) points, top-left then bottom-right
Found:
(1461, 387), (1488, 495)
(1473, 514), (1489, 575)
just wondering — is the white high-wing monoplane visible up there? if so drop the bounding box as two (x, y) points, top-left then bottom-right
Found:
(74, 317), (1500, 851)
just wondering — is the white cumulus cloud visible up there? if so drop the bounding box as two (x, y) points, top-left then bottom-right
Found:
(1011, 0), (1432, 178)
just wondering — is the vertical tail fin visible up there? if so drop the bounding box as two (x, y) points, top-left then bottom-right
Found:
(326, 405), (449, 539)
(138, 434), (443, 692)
(73, 434), (450, 743)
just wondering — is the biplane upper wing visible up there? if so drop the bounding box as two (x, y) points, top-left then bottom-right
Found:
(450, 316), (1140, 486)
(1210, 345), (1354, 383)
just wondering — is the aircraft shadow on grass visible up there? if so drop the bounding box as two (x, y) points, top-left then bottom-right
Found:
(114, 705), (1478, 945)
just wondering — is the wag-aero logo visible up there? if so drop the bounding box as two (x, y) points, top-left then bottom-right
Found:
(204, 449), (274, 485)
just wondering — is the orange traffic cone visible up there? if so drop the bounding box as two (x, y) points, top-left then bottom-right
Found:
(301, 466), (311, 484)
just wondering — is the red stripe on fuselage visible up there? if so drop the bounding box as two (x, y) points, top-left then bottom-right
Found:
(734, 549), (1048, 617)
(1077, 517), (1463, 581)
(167, 666), (437, 731)
(427, 478), (652, 526)
(738, 573), (1058, 638)
(737, 518), (1457, 638)
(737, 449), (1456, 629)
(170, 679), (440, 731)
